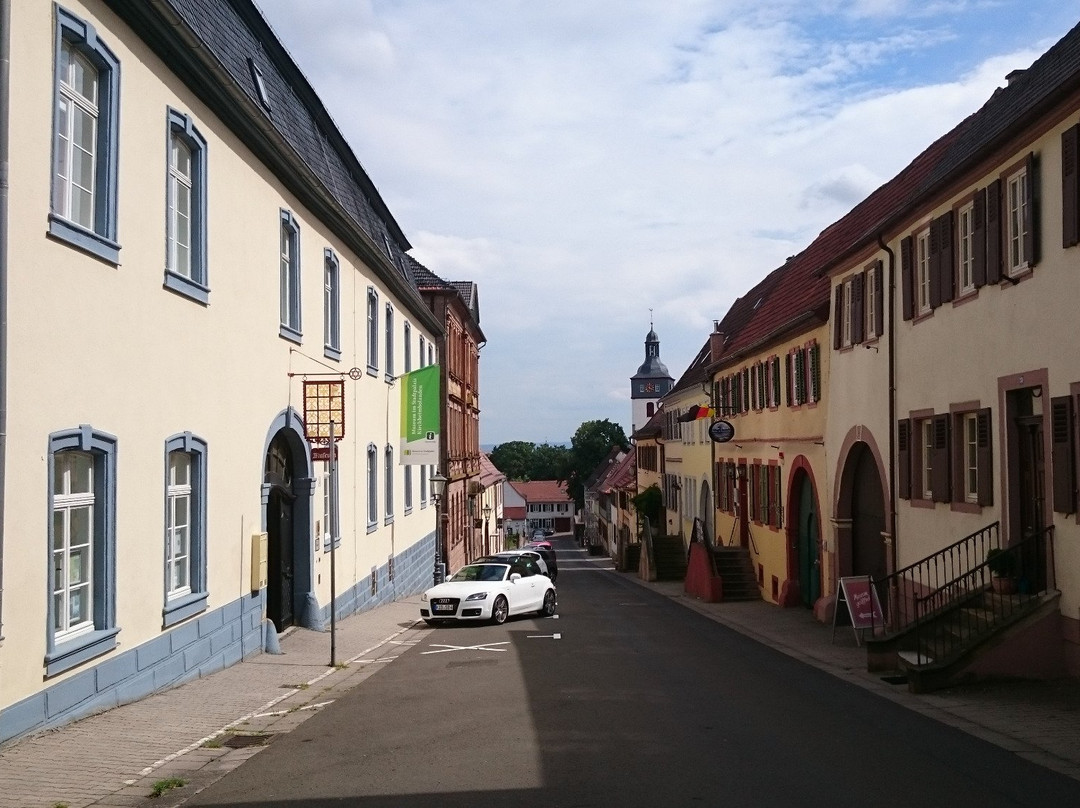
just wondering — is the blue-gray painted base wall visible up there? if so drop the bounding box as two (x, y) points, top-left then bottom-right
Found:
(0, 532), (434, 745)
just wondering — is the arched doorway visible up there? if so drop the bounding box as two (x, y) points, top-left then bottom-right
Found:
(698, 479), (713, 544)
(845, 442), (886, 581)
(263, 417), (315, 633)
(792, 469), (820, 608)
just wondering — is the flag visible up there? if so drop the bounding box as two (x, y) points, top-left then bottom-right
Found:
(677, 405), (714, 422)
(399, 365), (440, 464)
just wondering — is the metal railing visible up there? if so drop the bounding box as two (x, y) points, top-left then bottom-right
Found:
(872, 523), (1055, 667)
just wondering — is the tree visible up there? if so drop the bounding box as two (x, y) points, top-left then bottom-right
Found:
(565, 419), (630, 506)
(490, 441), (536, 481)
(632, 485), (664, 532)
(532, 442), (571, 481)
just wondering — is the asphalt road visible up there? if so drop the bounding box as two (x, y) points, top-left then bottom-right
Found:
(189, 542), (1080, 807)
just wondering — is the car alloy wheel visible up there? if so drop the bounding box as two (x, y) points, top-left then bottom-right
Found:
(492, 595), (509, 625)
(541, 589), (556, 617)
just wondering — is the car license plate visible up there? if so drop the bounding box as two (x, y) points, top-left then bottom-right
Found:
(433, 604), (454, 612)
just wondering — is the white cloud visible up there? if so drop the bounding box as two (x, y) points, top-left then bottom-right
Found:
(253, 0), (1072, 443)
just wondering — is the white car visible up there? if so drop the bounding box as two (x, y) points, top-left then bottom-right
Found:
(420, 560), (557, 625)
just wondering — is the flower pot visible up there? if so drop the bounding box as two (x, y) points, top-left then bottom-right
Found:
(991, 575), (1017, 595)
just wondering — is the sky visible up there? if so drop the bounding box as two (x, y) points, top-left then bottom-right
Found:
(253, 0), (1078, 446)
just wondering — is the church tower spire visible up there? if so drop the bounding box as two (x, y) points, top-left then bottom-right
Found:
(630, 313), (674, 435)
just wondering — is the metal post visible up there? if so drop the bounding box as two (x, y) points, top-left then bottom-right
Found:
(329, 419), (337, 667)
(433, 493), (443, 586)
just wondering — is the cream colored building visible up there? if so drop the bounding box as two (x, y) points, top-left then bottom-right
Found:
(0, 0), (447, 742)
(824, 30), (1080, 675)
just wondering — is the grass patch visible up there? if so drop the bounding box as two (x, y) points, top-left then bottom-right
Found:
(148, 777), (186, 798)
(201, 737), (224, 748)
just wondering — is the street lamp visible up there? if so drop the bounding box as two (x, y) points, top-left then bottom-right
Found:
(483, 503), (492, 553)
(430, 470), (448, 585)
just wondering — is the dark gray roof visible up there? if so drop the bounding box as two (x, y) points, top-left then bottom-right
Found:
(406, 256), (485, 341)
(109, 0), (442, 335)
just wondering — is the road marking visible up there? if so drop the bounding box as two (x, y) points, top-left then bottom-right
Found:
(527, 633), (562, 639)
(253, 700), (335, 718)
(355, 656), (398, 664)
(422, 641), (510, 655)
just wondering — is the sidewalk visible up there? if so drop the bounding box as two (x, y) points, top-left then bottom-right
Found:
(2, 558), (1079, 808)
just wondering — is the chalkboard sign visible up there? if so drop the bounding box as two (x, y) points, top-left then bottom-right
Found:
(831, 575), (884, 645)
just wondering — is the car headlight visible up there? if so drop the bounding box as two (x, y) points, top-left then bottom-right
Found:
(420, 592), (428, 602)
(465, 592), (489, 601)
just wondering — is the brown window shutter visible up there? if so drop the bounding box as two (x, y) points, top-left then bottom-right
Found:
(852, 272), (865, 344)
(809, 344), (821, 402)
(1051, 395), (1076, 514)
(1024, 152), (1039, 267)
(784, 353), (792, 406)
(986, 178), (1002, 283)
(900, 236), (914, 320)
(928, 216), (942, 309)
(833, 284), (844, 349)
(873, 260), (884, 337)
(794, 350), (805, 404)
(931, 413), (951, 503)
(972, 187), (987, 287)
(976, 408), (994, 506)
(1063, 124), (1080, 248)
(772, 356), (781, 406)
(939, 211), (955, 302)
(897, 419), (911, 499)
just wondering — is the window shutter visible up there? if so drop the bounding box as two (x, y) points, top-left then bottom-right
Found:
(976, 408), (994, 506)
(743, 368), (750, 412)
(928, 216), (942, 310)
(833, 284), (844, 349)
(872, 260), (884, 337)
(1051, 395), (1076, 514)
(939, 211), (955, 303)
(931, 413), (951, 503)
(768, 466), (778, 528)
(900, 235), (914, 320)
(897, 419), (911, 499)
(986, 178), (1002, 283)
(852, 272), (865, 344)
(1025, 151), (1039, 267)
(809, 344), (821, 402)
(772, 356), (781, 407)
(785, 353), (792, 406)
(1063, 124), (1080, 248)
(750, 364), (757, 410)
(972, 187), (987, 288)
(794, 350), (805, 404)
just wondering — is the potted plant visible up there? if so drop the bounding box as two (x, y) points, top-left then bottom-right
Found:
(986, 547), (1017, 594)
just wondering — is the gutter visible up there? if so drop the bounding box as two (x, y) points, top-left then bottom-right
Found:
(878, 233), (898, 577)
(0, 0), (10, 640)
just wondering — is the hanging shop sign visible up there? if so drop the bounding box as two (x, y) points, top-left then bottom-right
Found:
(708, 420), (736, 444)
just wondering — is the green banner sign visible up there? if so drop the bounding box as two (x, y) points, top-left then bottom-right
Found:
(399, 364), (440, 464)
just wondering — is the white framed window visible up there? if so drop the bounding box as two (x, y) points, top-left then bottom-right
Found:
(964, 412), (979, 503)
(916, 229), (932, 315)
(366, 287), (379, 374)
(165, 110), (208, 302)
(384, 445), (395, 523)
(367, 443), (378, 531)
(163, 433), (208, 626)
(47, 426), (119, 675)
(322, 470), (332, 551)
(958, 202), (975, 294)
(53, 451), (95, 639)
(865, 268), (878, 339)
(404, 322), (412, 373)
(385, 304), (395, 381)
(404, 466), (413, 514)
(166, 452), (192, 599)
(420, 464), (428, 507)
(324, 249), (340, 359)
(921, 419), (934, 499)
(1006, 166), (1030, 277)
(51, 9), (121, 264)
(279, 210), (301, 340)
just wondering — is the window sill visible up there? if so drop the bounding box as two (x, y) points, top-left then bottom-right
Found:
(163, 271), (210, 305)
(322, 537), (342, 552)
(162, 591), (209, 628)
(366, 522), (378, 534)
(366, 365), (379, 378)
(384, 516), (395, 526)
(45, 626), (121, 677)
(950, 501), (984, 515)
(324, 345), (342, 362)
(279, 324), (303, 344)
(48, 215), (120, 265)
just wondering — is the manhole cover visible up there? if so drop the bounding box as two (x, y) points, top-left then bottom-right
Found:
(222, 733), (275, 749)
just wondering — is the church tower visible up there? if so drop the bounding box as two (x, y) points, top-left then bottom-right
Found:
(630, 317), (674, 435)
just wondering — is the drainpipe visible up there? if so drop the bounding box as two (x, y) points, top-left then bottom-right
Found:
(0, 0), (11, 641)
(877, 233), (898, 577)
